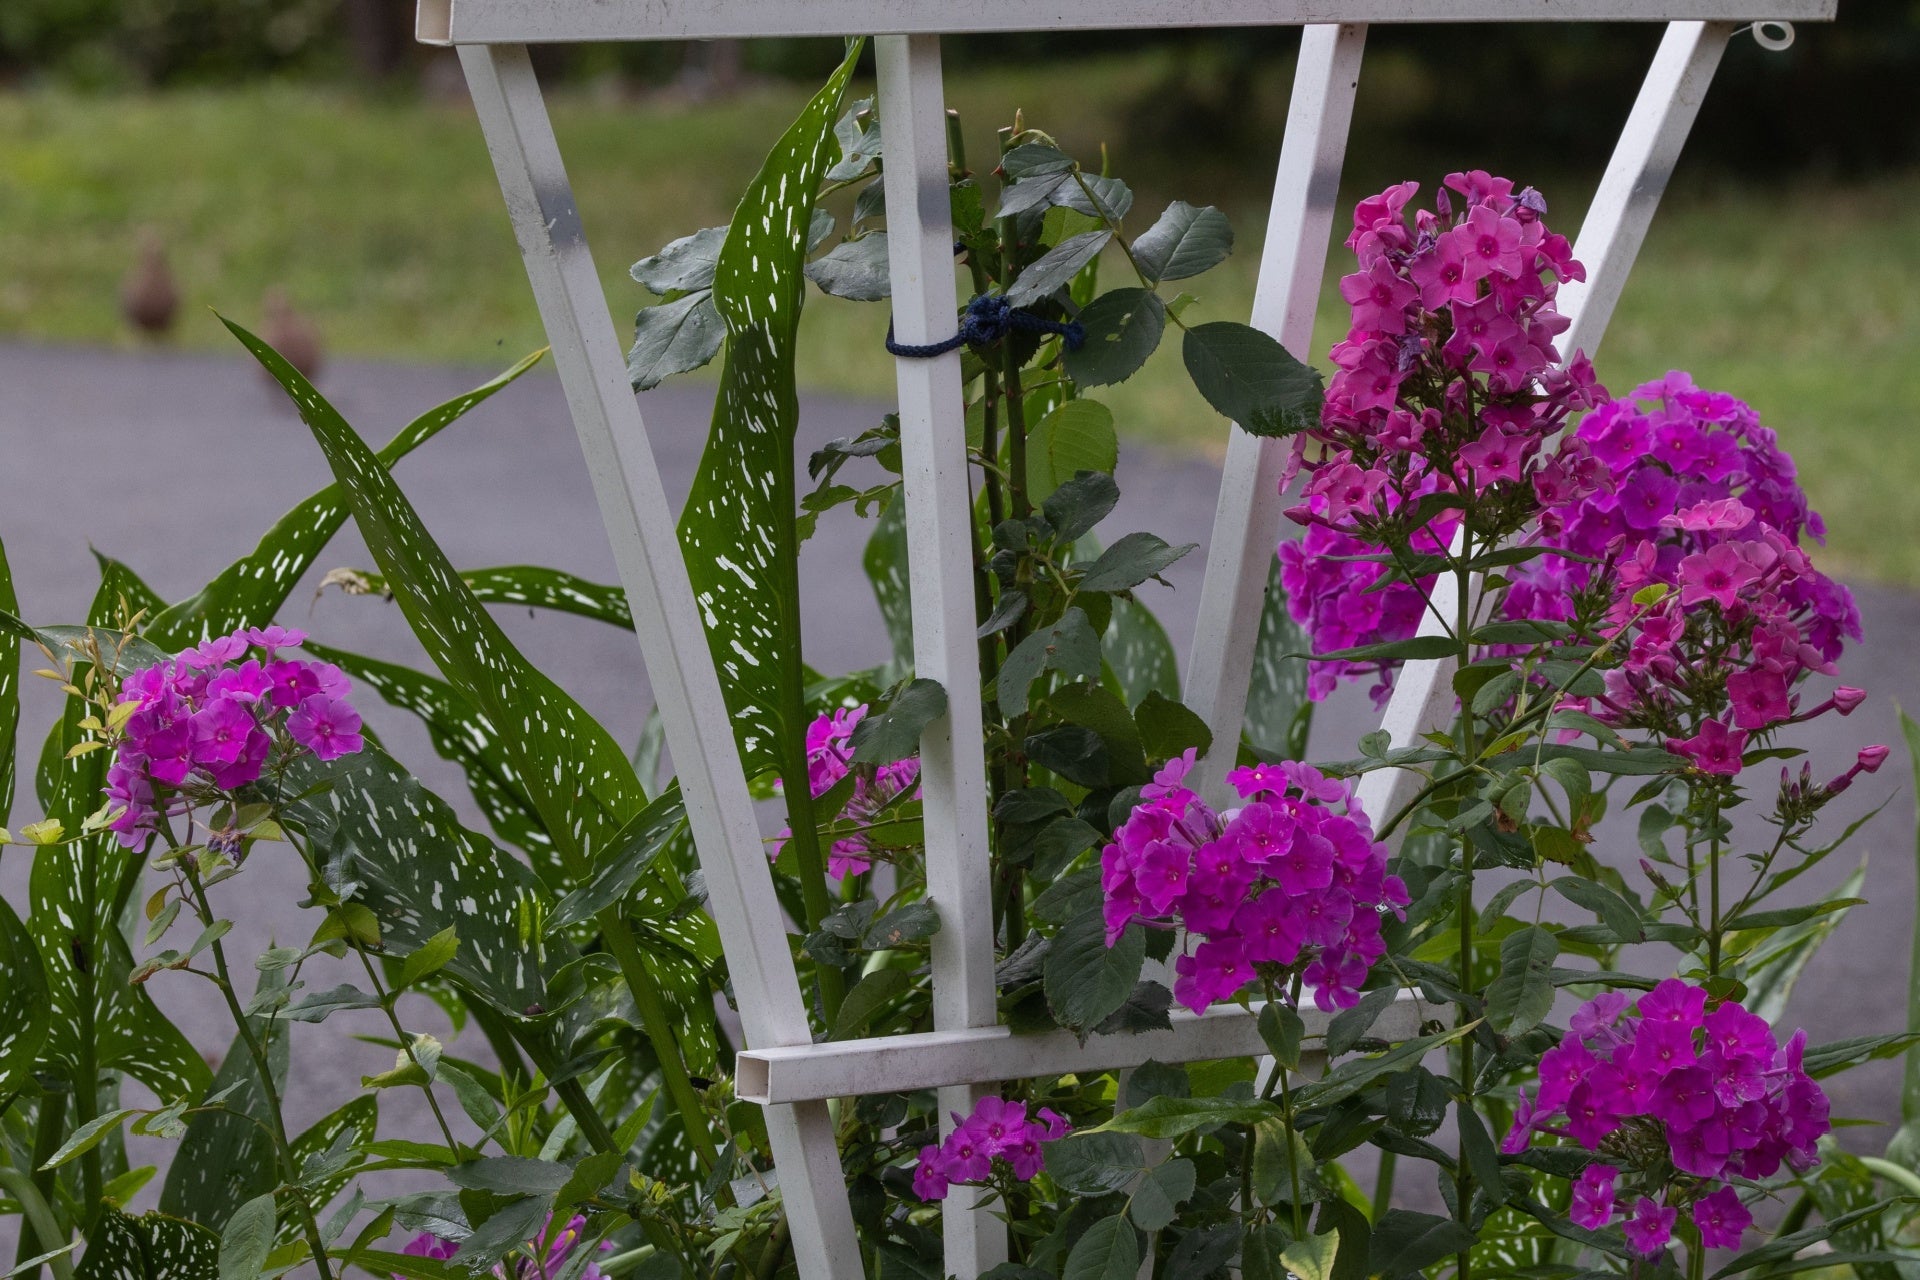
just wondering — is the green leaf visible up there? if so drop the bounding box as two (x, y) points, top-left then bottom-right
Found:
(1095, 1094), (1278, 1140)
(0, 529), (15, 823)
(1104, 598), (1179, 709)
(1486, 926), (1558, 1035)
(1044, 907), (1144, 1033)
(1063, 288), (1166, 388)
(1549, 877), (1645, 943)
(149, 349), (545, 647)
(1369, 1210), (1476, 1279)
(398, 926), (461, 989)
(1025, 399), (1118, 502)
(1251, 1119), (1319, 1207)
(997, 607), (1101, 715)
(630, 225), (727, 295)
(1309, 635), (1460, 664)
(1062, 1214), (1139, 1280)
(676, 41), (864, 779)
(1802, 1033), (1920, 1078)
(287, 1096), (376, 1238)
(1006, 231), (1112, 306)
(1043, 1130), (1146, 1194)
(1078, 532), (1197, 594)
(284, 983), (382, 1023)
(161, 1023), (288, 1227)
(1042, 470), (1120, 543)
(1133, 201), (1234, 283)
(1280, 1231), (1340, 1280)
(1133, 691), (1212, 763)
(333, 564), (633, 630)
(627, 289), (726, 390)
(1260, 1002), (1305, 1071)
(1325, 986), (1402, 1057)
(849, 678), (948, 765)
(76, 1207), (220, 1280)
(217, 1193), (277, 1280)
(0, 895), (49, 1098)
(804, 232), (892, 301)
(550, 786), (688, 932)
(447, 1156), (573, 1196)
(41, 1107), (138, 1170)
(831, 967), (911, 1041)
(1128, 1158), (1196, 1232)
(1182, 321), (1323, 437)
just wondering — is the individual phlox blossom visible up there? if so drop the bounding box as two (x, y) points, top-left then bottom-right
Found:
(771, 705), (922, 878)
(1504, 980), (1828, 1256)
(1099, 753), (1408, 1015)
(106, 627), (361, 848)
(397, 1212), (613, 1278)
(912, 1096), (1071, 1201)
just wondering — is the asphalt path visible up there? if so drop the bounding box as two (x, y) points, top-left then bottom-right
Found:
(2, 342), (1915, 1233)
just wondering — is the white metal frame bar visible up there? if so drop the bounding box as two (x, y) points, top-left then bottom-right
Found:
(417, 0), (1828, 42)
(1351, 19), (1733, 828)
(453, 43), (863, 1275)
(1186, 23), (1369, 805)
(875, 33), (1007, 1275)
(737, 996), (1425, 1106)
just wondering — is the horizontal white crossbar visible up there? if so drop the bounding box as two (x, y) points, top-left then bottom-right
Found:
(735, 993), (1427, 1106)
(417, 0), (1831, 44)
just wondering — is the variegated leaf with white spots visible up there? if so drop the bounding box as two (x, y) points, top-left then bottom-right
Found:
(332, 564), (633, 630)
(75, 1206), (220, 1280)
(678, 40), (864, 777)
(159, 1024), (288, 1228)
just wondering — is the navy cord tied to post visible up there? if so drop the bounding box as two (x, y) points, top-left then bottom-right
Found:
(885, 294), (1085, 359)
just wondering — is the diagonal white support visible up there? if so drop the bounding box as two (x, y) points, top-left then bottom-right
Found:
(875, 33), (1008, 1277)
(454, 43), (864, 1279)
(1185, 23), (1368, 804)
(1351, 20), (1734, 832)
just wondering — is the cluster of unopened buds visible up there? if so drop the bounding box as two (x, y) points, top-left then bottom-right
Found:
(1505, 980), (1829, 1256)
(912, 1096), (1071, 1202)
(773, 704), (921, 879)
(1100, 752), (1408, 1015)
(106, 626), (363, 848)
(399, 1213), (611, 1278)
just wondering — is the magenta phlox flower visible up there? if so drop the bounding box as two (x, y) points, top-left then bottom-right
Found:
(1103, 758), (1403, 1014)
(1624, 1197), (1678, 1256)
(1511, 981), (1827, 1246)
(104, 629), (365, 849)
(1692, 1185), (1752, 1250)
(287, 695), (365, 762)
(1569, 1164), (1619, 1230)
(397, 1212), (611, 1279)
(912, 1096), (1071, 1201)
(1666, 719), (1747, 777)
(771, 703), (924, 878)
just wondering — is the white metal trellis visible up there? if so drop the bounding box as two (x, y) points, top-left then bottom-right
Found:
(424, 3), (1831, 1276)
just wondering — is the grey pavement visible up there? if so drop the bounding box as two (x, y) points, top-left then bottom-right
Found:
(2, 342), (1916, 1223)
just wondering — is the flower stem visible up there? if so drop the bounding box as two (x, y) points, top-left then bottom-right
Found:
(179, 866), (336, 1280)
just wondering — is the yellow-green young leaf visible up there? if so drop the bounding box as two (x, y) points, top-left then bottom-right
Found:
(20, 818), (65, 845)
(1025, 400), (1118, 502)
(1280, 1231), (1340, 1280)
(398, 926), (459, 989)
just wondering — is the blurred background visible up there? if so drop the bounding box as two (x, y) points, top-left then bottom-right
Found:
(0, 1), (1915, 582)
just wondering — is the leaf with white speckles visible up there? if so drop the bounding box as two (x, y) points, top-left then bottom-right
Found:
(679, 40), (863, 780)
(75, 1206), (220, 1280)
(1, 529), (17, 822)
(147, 347), (547, 648)
(331, 565), (633, 630)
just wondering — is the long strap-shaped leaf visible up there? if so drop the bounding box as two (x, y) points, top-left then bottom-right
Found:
(222, 320), (643, 875)
(1, 528), (16, 822)
(678, 44), (861, 782)
(146, 348), (547, 648)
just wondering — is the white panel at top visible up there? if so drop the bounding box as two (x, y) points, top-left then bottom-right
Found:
(419, 0), (1833, 44)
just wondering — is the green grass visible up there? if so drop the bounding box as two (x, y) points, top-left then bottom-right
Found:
(1, 61), (1916, 584)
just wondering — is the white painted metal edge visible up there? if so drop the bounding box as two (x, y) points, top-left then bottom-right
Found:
(737, 993), (1429, 1106)
(418, 0), (1832, 44)
(1185, 24), (1368, 806)
(455, 44), (865, 1276)
(876, 33), (1008, 1275)
(1352, 21), (1733, 833)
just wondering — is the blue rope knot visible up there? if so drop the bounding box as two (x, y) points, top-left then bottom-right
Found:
(886, 294), (1086, 360)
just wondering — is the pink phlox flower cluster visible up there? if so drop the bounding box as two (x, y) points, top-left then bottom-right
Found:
(398, 1213), (612, 1278)
(1504, 980), (1828, 1256)
(1099, 752), (1408, 1015)
(1281, 175), (1604, 702)
(912, 1096), (1070, 1202)
(107, 627), (361, 848)
(771, 705), (921, 878)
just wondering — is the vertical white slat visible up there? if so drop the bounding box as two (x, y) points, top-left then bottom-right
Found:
(1352, 20), (1732, 831)
(875, 34), (1008, 1277)
(455, 44), (865, 1279)
(1183, 24), (1369, 804)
